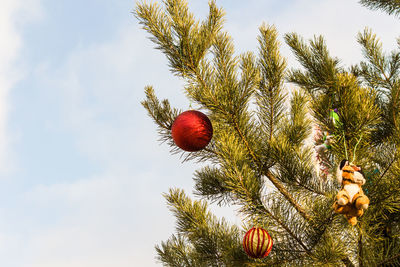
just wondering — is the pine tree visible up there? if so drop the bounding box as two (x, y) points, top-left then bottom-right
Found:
(135, 1), (400, 266)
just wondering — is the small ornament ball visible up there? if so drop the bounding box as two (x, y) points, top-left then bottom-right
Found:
(330, 108), (341, 127)
(171, 110), (213, 152)
(243, 227), (273, 259)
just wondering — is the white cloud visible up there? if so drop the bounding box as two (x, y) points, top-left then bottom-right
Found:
(0, 1), (22, 174)
(23, 171), (174, 267)
(22, 22), (199, 267)
(0, 0), (42, 174)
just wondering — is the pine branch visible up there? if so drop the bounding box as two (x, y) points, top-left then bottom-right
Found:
(141, 86), (177, 129)
(284, 33), (340, 94)
(359, 0), (400, 17)
(342, 257), (356, 267)
(161, 188), (249, 266)
(238, 26), (313, 223)
(356, 29), (400, 146)
(135, 0), (225, 77)
(374, 152), (399, 191)
(155, 234), (200, 267)
(193, 166), (232, 205)
(358, 228), (364, 267)
(357, 28), (395, 90)
(141, 86), (180, 145)
(261, 201), (312, 254)
(389, 81), (400, 137)
(226, 111), (312, 222)
(377, 253), (400, 266)
(195, 137), (317, 261)
(281, 91), (312, 146)
(256, 25), (286, 143)
(264, 170), (311, 221)
(194, 158), (316, 259)
(204, 30), (313, 228)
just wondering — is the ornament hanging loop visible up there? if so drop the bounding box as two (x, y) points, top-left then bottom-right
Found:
(342, 131), (349, 162)
(352, 134), (363, 164)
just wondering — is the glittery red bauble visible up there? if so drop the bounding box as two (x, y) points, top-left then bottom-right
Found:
(243, 227), (273, 258)
(171, 110), (213, 152)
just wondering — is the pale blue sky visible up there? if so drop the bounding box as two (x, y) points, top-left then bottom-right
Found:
(0, 0), (398, 266)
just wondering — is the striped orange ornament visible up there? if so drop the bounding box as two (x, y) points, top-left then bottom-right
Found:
(243, 227), (273, 258)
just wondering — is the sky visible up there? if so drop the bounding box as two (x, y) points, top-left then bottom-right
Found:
(0, 0), (399, 266)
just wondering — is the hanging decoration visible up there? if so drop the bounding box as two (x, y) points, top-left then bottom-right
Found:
(314, 126), (334, 179)
(333, 160), (370, 225)
(243, 227), (273, 259)
(171, 110), (213, 152)
(330, 108), (341, 127)
(313, 108), (341, 180)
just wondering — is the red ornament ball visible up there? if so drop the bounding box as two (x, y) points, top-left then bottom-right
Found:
(243, 227), (273, 258)
(171, 110), (213, 152)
